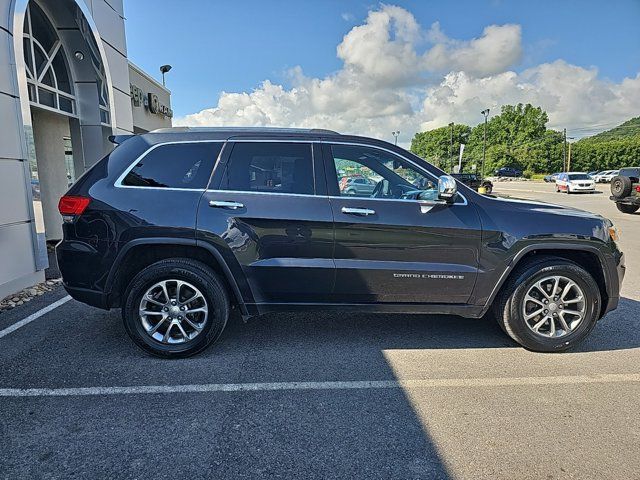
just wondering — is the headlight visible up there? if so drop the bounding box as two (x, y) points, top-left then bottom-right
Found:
(608, 226), (621, 242)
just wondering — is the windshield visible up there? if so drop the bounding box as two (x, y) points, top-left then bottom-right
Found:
(568, 174), (591, 180)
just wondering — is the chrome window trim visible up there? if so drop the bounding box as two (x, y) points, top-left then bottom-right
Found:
(206, 189), (322, 199)
(114, 140), (226, 191)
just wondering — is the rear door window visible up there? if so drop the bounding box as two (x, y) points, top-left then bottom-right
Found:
(121, 142), (222, 189)
(220, 142), (314, 195)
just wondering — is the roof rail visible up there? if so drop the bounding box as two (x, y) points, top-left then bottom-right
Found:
(149, 126), (340, 135)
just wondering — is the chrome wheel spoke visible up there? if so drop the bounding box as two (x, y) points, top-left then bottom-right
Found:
(184, 317), (203, 332)
(185, 307), (208, 315)
(181, 292), (199, 306)
(149, 317), (167, 334)
(532, 317), (548, 332)
(563, 296), (583, 305)
(162, 323), (174, 343)
(525, 308), (544, 320)
(524, 295), (545, 308)
(562, 309), (582, 317)
(144, 295), (165, 307)
(548, 316), (556, 336)
(535, 281), (552, 299)
(560, 282), (573, 301)
(160, 281), (170, 304)
(556, 313), (571, 332)
(175, 321), (190, 341)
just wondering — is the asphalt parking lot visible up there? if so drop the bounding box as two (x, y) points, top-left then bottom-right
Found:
(1, 181), (639, 479)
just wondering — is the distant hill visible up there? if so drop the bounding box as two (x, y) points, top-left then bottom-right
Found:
(579, 116), (640, 143)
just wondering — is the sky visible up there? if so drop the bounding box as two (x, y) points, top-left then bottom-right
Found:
(124, 0), (640, 143)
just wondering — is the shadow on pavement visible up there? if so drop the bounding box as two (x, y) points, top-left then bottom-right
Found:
(575, 297), (640, 352)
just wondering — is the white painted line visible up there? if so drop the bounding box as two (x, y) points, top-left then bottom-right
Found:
(0, 295), (72, 340)
(1, 373), (638, 398)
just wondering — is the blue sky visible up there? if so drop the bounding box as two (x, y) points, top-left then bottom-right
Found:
(124, 0), (640, 139)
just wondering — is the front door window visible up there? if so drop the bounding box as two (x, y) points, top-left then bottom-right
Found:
(331, 144), (438, 201)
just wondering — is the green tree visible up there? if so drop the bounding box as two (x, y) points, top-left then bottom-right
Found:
(411, 124), (471, 171)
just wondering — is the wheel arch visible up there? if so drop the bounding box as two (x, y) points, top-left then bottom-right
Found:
(485, 244), (611, 318)
(105, 238), (252, 316)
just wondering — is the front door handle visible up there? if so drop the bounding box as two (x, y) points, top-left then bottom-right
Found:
(209, 200), (245, 209)
(341, 207), (375, 216)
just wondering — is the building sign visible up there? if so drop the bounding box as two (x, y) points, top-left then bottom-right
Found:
(130, 84), (173, 118)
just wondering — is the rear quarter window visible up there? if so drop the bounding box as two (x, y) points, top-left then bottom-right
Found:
(121, 142), (223, 189)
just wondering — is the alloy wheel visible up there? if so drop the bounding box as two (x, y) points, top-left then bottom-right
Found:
(139, 279), (208, 344)
(521, 275), (586, 338)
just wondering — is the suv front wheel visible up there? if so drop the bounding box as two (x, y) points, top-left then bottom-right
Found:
(493, 258), (601, 352)
(122, 258), (230, 358)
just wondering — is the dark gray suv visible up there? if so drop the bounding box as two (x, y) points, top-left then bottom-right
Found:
(57, 127), (625, 357)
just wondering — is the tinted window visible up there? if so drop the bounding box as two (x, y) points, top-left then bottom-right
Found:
(122, 142), (221, 188)
(567, 174), (590, 180)
(220, 142), (314, 195)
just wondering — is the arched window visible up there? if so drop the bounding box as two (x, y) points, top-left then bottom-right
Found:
(23, 2), (76, 115)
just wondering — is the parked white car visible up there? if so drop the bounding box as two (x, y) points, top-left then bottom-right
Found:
(593, 170), (612, 182)
(599, 170), (619, 183)
(555, 172), (596, 193)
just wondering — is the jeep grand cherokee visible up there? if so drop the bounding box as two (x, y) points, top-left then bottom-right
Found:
(57, 128), (625, 357)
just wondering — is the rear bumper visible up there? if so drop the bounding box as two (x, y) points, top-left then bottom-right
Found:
(63, 284), (110, 310)
(610, 195), (640, 205)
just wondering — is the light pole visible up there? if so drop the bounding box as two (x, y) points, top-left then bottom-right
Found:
(160, 64), (172, 86)
(392, 130), (400, 146)
(481, 109), (490, 179)
(448, 122), (454, 173)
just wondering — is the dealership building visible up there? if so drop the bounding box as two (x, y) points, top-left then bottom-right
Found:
(0, 0), (172, 299)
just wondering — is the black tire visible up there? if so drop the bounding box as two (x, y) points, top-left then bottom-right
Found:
(122, 258), (229, 358)
(616, 203), (639, 214)
(492, 257), (601, 352)
(610, 175), (632, 198)
(483, 183), (493, 194)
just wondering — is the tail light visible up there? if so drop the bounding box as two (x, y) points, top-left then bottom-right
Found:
(58, 195), (90, 222)
(635, 186), (640, 193)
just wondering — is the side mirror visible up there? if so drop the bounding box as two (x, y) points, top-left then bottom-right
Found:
(438, 175), (457, 202)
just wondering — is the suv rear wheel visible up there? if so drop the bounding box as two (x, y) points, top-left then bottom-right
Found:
(122, 258), (229, 358)
(493, 258), (600, 352)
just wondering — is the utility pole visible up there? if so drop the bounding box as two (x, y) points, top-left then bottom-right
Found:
(481, 109), (490, 179)
(566, 135), (575, 171)
(563, 128), (567, 172)
(448, 122), (454, 173)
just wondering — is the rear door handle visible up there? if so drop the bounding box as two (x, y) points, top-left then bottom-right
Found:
(341, 207), (375, 216)
(209, 200), (244, 209)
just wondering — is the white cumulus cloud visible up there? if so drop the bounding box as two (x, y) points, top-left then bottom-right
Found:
(175, 4), (640, 143)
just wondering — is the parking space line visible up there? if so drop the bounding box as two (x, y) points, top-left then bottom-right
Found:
(1, 373), (638, 398)
(0, 295), (71, 340)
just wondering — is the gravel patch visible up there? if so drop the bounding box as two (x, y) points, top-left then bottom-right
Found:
(0, 279), (63, 312)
